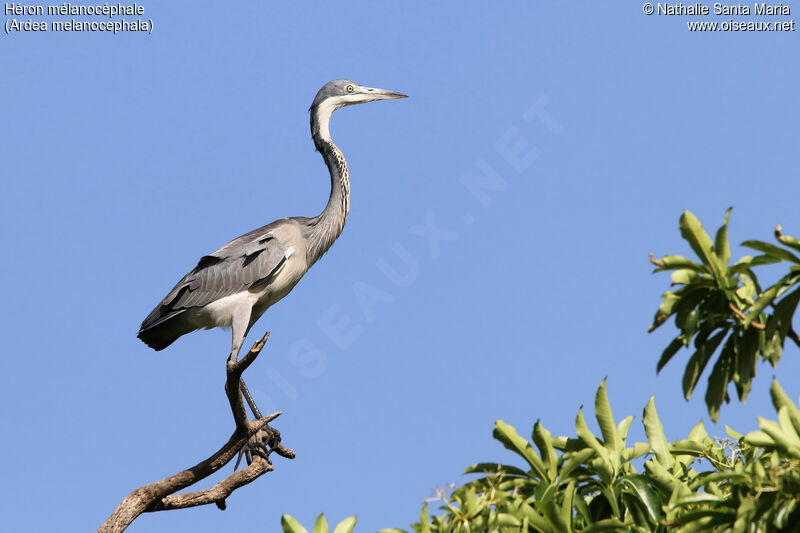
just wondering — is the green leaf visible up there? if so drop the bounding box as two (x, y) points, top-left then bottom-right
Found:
(715, 208), (732, 272)
(673, 286), (712, 336)
(532, 421), (558, 479)
(313, 514), (329, 533)
(650, 254), (706, 272)
(774, 500), (798, 528)
(743, 430), (774, 448)
(559, 480), (575, 533)
(733, 327), (758, 402)
(692, 471), (748, 486)
(580, 518), (626, 532)
(680, 309), (701, 337)
(725, 426), (742, 440)
(620, 475), (662, 524)
(670, 440), (706, 457)
(517, 500), (558, 531)
(766, 286), (800, 347)
(682, 329), (728, 401)
(550, 436), (583, 452)
(644, 459), (683, 494)
(776, 223), (800, 253)
(536, 482), (558, 505)
(670, 511), (734, 531)
(616, 415), (634, 446)
(462, 462), (528, 477)
(733, 497), (756, 533)
(495, 513), (522, 528)
(657, 337), (684, 373)
(736, 271), (758, 303)
(643, 397), (674, 468)
(599, 485), (622, 519)
(729, 255), (782, 276)
(758, 417), (800, 458)
(573, 493), (592, 523)
(594, 379), (620, 470)
(575, 408), (614, 480)
(282, 515), (310, 533)
(493, 420), (548, 480)
(680, 211), (724, 280)
(621, 493), (651, 528)
(541, 501), (567, 532)
(705, 337), (734, 423)
(560, 448), (594, 479)
(418, 504), (431, 533)
(671, 269), (699, 285)
(687, 420), (708, 442)
(650, 291), (681, 332)
(745, 283), (780, 327)
(777, 406), (800, 447)
(770, 379), (800, 436)
(673, 493), (724, 506)
(332, 517), (357, 533)
(621, 441), (651, 462)
(741, 239), (800, 264)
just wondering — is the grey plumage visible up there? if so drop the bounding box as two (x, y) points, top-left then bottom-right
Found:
(138, 220), (290, 350)
(138, 80), (407, 397)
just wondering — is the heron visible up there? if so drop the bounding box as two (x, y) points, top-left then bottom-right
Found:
(138, 79), (407, 418)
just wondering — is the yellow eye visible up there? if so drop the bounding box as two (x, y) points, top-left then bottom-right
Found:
(346, 85), (355, 93)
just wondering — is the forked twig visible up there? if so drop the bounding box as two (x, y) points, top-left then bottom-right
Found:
(98, 332), (294, 532)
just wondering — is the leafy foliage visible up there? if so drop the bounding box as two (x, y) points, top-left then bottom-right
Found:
(282, 210), (800, 532)
(283, 379), (800, 531)
(649, 210), (800, 421)
(412, 380), (800, 532)
(281, 513), (358, 533)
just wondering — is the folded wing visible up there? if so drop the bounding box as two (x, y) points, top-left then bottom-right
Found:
(138, 223), (289, 350)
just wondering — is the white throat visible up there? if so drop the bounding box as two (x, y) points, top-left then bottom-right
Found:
(314, 94), (370, 142)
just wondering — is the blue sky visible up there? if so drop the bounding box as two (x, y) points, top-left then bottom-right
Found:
(2, 2), (799, 531)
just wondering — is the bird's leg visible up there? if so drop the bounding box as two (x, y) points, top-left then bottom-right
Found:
(234, 377), (283, 468)
(229, 307), (251, 365)
(240, 377), (282, 448)
(235, 377), (283, 468)
(229, 309), (269, 420)
(239, 379), (263, 418)
(229, 309), (282, 467)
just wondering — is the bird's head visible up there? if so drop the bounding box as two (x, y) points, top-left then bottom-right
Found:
(311, 79), (408, 110)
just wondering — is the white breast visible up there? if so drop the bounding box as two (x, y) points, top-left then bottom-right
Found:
(199, 246), (309, 330)
(200, 291), (259, 329)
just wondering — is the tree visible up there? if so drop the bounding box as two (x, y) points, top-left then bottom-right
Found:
(98, 333), (295, 533)
(648, 209), (800, 422)
(283, 211), (800, 532)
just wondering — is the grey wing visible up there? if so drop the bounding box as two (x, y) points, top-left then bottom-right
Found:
(139, 228), (288, 334)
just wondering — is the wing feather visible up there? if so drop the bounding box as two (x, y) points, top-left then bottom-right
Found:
(139, 221), (291, 333)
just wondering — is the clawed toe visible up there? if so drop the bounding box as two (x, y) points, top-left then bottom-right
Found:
(234, 423), (282, 470)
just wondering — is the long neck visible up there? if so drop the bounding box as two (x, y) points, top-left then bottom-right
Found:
(307, 103), (350, 265)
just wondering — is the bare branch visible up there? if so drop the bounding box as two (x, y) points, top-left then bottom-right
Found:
(149, 454), (274, 511)
(98, 332), (294, 533)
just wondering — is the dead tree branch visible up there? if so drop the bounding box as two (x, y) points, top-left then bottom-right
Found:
(98, 332), (295, 533)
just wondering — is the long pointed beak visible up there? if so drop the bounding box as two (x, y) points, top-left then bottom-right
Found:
(362, 86), (408, 101)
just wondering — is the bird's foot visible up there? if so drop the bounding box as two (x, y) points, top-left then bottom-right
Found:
(234, 424), (284, 470)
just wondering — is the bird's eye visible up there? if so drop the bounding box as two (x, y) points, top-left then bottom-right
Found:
(346, 85), (355, 93)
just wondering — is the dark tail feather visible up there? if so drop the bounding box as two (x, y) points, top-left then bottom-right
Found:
(137, 327), (180, 351)
(138, 308), (193, 351)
